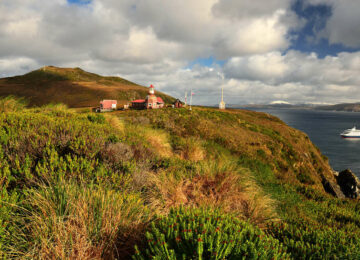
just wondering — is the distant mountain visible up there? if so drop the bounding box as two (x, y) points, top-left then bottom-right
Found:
(269, 100), (291, 105)
(0, 66), (175, 107)
(227, 103), (315, 109)
(315, 103), (360, 112)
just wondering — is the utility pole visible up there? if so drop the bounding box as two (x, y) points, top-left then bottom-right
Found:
(189, 89), (193, 111)
(184, 91), (187, 106)
(219, 86), (226, 109)
(218, 72), (226, 109)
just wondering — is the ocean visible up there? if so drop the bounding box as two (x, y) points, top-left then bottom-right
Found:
(244, 108), (360, 177)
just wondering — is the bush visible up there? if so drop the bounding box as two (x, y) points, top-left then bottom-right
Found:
(268, 221), (360, 259)
(99, 142), (134, 169)
(87, 114), (105, 124)
(0, 96), (27, 112)
(133, 207), (290, 259)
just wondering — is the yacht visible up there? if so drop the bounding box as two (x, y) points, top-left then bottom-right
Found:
(340, 127), (360, 138)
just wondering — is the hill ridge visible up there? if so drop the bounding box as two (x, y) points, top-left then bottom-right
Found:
(0, 66), (175, 107)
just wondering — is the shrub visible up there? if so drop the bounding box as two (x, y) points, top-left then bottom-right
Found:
(99, 142), (134, 169)
(0, 96), (27, 112)
(133, 207), (290, 259)
(268, 221), (360, 259)
(87, 114), (106, 124)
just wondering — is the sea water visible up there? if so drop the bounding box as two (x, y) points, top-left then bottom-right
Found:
(245, 108), (360, 177)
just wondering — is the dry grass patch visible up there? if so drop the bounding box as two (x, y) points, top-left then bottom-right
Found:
(9, 182), (149, 259)
(104, 114), (125, 133)
(178, 137), (205, 162)
(146, 161), (277, 227)
(143, 128), (173, 158)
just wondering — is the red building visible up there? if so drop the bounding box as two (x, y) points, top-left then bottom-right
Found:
(131, 85), (164, 109)
(173, 99), (183, 108)
(99, 100), (117, 112)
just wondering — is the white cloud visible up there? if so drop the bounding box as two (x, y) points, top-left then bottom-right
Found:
(0, 57), (40, 77)
(304, 0), (360, 48)
(1, 0), (360, 105)
(322, 1), (360, 48)
(223, 50), (360, 104)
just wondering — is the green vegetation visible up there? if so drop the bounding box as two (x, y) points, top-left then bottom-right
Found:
(1, 98), (360, 259)
(133, 207), (290, 260)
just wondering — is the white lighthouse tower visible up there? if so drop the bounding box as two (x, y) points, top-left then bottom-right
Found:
(149, 84), (155, 95)
(219, 86), (226, 109)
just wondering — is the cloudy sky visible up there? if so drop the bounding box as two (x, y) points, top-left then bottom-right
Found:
(1, 0), (360, 105)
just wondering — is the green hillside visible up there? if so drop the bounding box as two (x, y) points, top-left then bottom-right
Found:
(1, 100), (360, 259)
(0, 66), (175, 107)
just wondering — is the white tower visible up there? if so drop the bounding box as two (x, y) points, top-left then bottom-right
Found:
(219, 86), (226, 109)
(149, 84), (155, 95)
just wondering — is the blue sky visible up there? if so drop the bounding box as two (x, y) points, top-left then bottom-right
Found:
(67, 0), (91, 5)
(2, 0), (360, 105)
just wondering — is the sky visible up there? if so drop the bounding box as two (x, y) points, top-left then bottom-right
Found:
(1, 0), (360, 105)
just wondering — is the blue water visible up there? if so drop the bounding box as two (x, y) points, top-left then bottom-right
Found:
(245, 108), (360, 176)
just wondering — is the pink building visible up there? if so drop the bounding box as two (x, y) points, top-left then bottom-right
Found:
(99, 100), (117, 112)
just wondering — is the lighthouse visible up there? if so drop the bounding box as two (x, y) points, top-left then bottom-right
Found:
(149, 84), (155, 95)
(130, 84), (165, 109)
(219, 86), (226, 109)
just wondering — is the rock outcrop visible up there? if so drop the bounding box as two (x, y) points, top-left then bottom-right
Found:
(336, 169), (360, 199)
(322, 175), (345, 199)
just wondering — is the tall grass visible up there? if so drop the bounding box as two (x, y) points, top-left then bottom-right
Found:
(0, 96), (27, 112)
(145, 161), (277, 226)
(7, 180), (149, 259)
(143, 128), (173, 158)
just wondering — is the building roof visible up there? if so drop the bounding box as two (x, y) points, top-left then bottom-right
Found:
(100, 99), (117, 103)
(100, 100), (117, 107)
(157, 97), (164, 103)
(131, 99), (146, 103)
(150, 84), (154, 88)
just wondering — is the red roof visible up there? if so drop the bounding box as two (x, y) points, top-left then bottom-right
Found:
(131, 99), (146, 103)
(100, 100), (117, 104)
(150, 84), (154, 88)
(157, 97), (164, 103)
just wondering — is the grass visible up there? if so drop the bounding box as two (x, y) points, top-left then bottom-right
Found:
(1, 100), (360, 259)
(145, 161), (277, 227)
(8, 181), (149, 259)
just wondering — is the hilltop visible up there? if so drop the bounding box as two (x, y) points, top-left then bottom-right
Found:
(0, 66), (175, 107)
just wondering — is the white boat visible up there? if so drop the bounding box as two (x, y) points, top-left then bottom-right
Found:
(340, 127), (360, 138)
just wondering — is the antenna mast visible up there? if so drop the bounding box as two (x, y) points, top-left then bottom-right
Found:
(189, 89), (192, 111)
(219, 86), (226, 109)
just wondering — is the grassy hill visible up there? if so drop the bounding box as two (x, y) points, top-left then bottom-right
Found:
(1, 101), (360, 259)
(0, 66), (175, 107)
